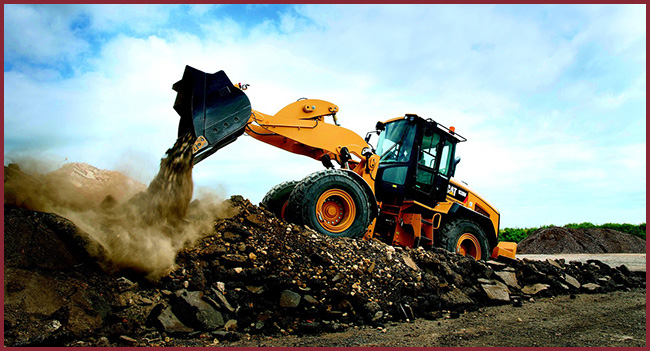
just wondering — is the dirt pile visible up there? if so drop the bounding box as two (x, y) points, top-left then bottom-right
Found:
(4, 205), (119, 346)
(4, 196), (645, 347)
(518, 227), (646, 254)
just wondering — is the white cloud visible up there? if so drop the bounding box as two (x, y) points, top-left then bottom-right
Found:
(81, 4), (177, 34)
(576, 4), (646, 56)
(3, 4), (89, 64)
(187, 4), (220, 18)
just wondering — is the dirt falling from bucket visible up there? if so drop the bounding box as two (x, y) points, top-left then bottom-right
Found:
(123, 133), (196, 227)
(4, 134), (230, 279)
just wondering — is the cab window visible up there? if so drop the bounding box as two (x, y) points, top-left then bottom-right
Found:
(438, 140), (454, 176)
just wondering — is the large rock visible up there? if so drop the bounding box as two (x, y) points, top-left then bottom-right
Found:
(440, 288), (474, 309)
(495, 271), (521, 289)
(172, 290), (224, 330)
(521, 283), (551, 296)
(280, 290), (302, 308)
(563, 274), (581, 289)
(481, 281), (510, 302)
(153, 306), (193, 334)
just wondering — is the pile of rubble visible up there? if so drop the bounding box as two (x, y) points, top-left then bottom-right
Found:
(4, 196), (645, 347)
(518, 226), (646, 254)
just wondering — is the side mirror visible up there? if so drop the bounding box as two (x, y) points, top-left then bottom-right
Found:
(450, 156), (461, 176)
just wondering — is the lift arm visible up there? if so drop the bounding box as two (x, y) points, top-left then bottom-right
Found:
(172, 65), (379, 185)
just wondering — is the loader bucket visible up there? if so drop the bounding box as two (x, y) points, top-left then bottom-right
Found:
(172, 65), (251, 164)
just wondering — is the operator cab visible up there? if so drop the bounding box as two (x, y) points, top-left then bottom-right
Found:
(373, 114), (466, 208)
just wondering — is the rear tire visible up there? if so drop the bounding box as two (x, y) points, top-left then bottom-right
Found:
(287, 169), (371, 238)
(438, 219), (490, 260)
(260, 180), (298, 219)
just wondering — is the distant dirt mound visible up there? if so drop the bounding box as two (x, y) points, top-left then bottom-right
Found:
(517, 227), (646, 254)
(4, 162), (146, 212)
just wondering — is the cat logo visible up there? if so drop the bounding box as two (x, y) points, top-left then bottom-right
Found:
(448, 184), (469, 202)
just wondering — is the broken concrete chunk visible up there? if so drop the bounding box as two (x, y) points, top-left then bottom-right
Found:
(477, 278), (493, 285)
(495, 271), (521, 289)
(581, 283), (601, 292)
(546, 259), (563, 269)
(563, 274), (581, 289)
(481, 283), (510, 302)
(486, 260), (507, 270)
(597, 277), (610, 284)
(402, 256), (418, 270)
(521, 283), (550, 296)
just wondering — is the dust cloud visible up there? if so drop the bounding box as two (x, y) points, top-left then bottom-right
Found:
(4, 133), (232, 279)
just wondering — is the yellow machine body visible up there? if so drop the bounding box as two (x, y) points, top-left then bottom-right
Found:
(173, 66), (516, 260)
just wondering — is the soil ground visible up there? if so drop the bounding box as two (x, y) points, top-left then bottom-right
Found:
(217, 288), (646, 347)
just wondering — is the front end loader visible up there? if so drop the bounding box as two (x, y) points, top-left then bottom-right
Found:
(171, 65), (516, 260)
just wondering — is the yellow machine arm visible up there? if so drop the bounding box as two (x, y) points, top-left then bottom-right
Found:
(245, 99), (379, 187)
(172, 65), (379, 189)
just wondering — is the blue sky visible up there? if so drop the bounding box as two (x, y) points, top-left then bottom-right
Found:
(3, 4), (646, 228)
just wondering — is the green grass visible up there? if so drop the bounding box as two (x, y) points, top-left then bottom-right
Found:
(499, 222), (646, 243)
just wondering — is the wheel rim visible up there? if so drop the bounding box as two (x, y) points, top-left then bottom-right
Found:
(280, 200), (289, 219)
(456, 233), (481, 260)
(315, 189), (356, 233)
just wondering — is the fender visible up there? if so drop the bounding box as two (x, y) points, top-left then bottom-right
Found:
(340, 169), (379, 221)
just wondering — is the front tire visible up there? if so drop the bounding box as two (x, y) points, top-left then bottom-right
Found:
(438, 219), (490, 260)
(287, 169), (371, 238)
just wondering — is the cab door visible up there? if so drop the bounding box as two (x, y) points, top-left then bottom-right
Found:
(414, 127), (456, 206)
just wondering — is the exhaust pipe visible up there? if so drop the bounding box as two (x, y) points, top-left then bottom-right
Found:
(172, 65), (251, 164)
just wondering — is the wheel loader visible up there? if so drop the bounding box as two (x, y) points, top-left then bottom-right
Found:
(172, 66), (517, 260)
